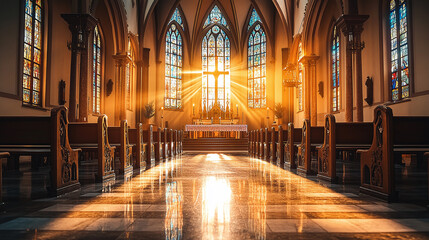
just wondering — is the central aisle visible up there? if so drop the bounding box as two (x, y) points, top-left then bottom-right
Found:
(1, 153), (429, 239)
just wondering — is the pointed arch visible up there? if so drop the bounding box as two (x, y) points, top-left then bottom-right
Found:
(330, 25), (340, 112)
(158, 4), (190, 63)
(241, 5), (273, 54)
(246, 8), (267, 109)
(195, 1), (238, 54)
(164, 7), (185, 110)
(92, 25), (103, 113)
(22, 0), (46, 106)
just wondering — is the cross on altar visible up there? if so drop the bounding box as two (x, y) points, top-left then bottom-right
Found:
(203, 55), (229, 105)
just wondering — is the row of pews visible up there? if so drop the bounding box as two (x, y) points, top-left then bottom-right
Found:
(0, 106), (183, 199)
(249, 105), (429, 202)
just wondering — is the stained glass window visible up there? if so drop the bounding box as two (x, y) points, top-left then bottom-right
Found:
(332, 26), (340, 112)
(165, 22), (183, 109)
(126, 38), (135, 110)
(389, 0), (410, 101)
(23, 0), (44, 106)
(247, 9), (266, 109)
(298, 42), (303, 111)
(202, 7), (231, 111)
(203, 5), (229, 30)
(92, 26), (102, 113)
(169, 8), (184, 30)
(248, 8), (261, 30)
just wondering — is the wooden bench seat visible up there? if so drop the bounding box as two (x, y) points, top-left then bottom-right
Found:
(284, 123), (302, 170)
(317, 114), (373, 183)
(0, 107), (80, 195)
(359, 105), (429, 201)
(69, 115), (115, 183)
(297, 120), (324, 175)
(108, 120), (133, 177)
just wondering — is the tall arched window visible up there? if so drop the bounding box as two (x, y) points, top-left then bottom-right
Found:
(165, 8), (184, 109)
(23, 0), (44, 106)
(202, 5), (231, 111)
(92, 26), (102, 113)
(331, 26), (340, 112)
(298, 42), (303, 111)
(247, 9), (266, 109)
(389, 0), (410, 101)
(126, 38), (135, 110)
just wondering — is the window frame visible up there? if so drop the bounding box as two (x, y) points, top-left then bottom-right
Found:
(247, 22), (267, 109)
(330, 25), (341, 113)
(91, 25), (103, 114)
(21, 0), (45, 108)
(387, 0), (412, 102)
(164, 22), (184, 110)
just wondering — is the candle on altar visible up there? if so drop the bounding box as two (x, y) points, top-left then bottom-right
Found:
(192, 103), (195, 116)
(236, 104), (238, 118)
(266, 107), (269, 118)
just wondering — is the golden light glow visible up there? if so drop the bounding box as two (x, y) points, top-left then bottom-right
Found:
(201, 176), (232, 239)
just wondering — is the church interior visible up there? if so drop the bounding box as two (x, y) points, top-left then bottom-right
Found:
(0, 0), (429, 239)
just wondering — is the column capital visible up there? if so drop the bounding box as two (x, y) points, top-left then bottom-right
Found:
(336, 14), (369, 35)
(113, 53), (131, 66)
(299, 54), (319, 66)
(61, 14), (98, 51)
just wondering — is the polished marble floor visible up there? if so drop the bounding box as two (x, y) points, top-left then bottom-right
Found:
(1, 153), (429, 239)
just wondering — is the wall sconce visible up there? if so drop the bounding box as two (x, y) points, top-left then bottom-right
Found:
(106, 79), (114, 96)
(318, 81), (324, 98)
(365, 76), (373, 106)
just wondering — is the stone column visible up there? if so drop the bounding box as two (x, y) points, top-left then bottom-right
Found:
(300, 55), (319, 124)
(62, 14), (97, 122)
(301, 60), (310, 120)
(308, 56), (319, 125)
(354, 26), (366, 122)
(135, 60), (143, 124)
(113, 54), (129, 125)
(337, 15), (368, 122)
(141, 48), (150, 124)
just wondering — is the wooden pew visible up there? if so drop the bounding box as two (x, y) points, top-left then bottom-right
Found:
(168, 129), (174, 158)
(284, 123), (302, 169)
(275, 126), (287, 168)
(250, 130), (256, 157)
(255, 130), (260, 158)
(154, 127), (163, 163)
(162, 128), (168, 160)
(179, 130), (183, 153)
(69, 115), (115, 183)
(0, 152), (10, 204)
(264, 128), (271, 161)
(0, 107), (80, 195)
(173, 130), (178, 157)
(144, 125), (156, 168)
(249, 131), (253, 156)
(259, 129), (264, 159)
(109, 120), (133, 177)
(270, 127), (278, 164)
(359, 105), (429, 201)
(129, 123), (146, 173)
(317, 114), (373, 183)
(297, 119), (324, 175)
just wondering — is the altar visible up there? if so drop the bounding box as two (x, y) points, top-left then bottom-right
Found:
(185, 124), (247, 139)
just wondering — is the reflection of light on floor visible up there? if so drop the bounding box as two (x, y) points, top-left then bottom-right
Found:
(201, 176), (232, 239)
(165, 181), (183, 240)
(206, 154), (221, 162)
